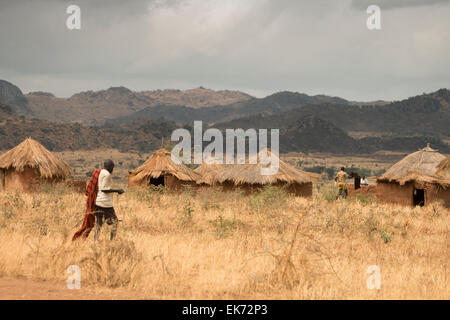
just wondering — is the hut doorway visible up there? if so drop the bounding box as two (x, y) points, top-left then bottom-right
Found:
(149, 176), (165, 187)
(413, 188), (425, 207)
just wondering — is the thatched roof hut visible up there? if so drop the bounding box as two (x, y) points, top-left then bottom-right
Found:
(128, 148), (200, 189)
(0, 138), (72, 192)
(435, 155), (450, 180)
(376, 144), (449, 207)
(206, 150), (312, 197)
(194, 155), (226, 185)
(378, 144), (445, 185)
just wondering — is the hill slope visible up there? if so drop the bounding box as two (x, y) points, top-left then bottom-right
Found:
(24, 86), (253, 125)
(0, 103), (177, 152)
(1, 79), (449, 154)
(0, 80), (30, 115)
(110, 89), (450, 140)
(298, 89), (450, 137)
(109, 91), (350, 125)
(1, 102), (448, 154)
(215, 109), (450, 154)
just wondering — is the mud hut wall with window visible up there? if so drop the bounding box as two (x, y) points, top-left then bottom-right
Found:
(376, 144), (447, 207)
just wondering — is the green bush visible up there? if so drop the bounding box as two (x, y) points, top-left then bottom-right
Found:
(247, 186), (288, 214)
(208, 215), (244, 238)
(379, 229), (392, 243)
(180, 204), (195, 228)
(349, 194), (377, 206)
(317, 183), (338, 202)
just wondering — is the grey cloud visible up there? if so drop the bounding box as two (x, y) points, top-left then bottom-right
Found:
(0, 0), (449, 101)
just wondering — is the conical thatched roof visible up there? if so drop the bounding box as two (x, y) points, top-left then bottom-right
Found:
(128, 148), (200, 183)
(377, 144), (446, 185)
(435, 155), (450, 179)
(212, 149), (311, 185)
(0, 138), (72, 179)
(194, 155), (226, 185)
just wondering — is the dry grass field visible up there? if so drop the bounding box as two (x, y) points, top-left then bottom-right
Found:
(0, 182), (448, 299)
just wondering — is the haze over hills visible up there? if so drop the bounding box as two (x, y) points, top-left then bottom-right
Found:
(0, 79), (449, 154)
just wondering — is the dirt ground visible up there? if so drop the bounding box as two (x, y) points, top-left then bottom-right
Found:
(0, 277), (142, 300)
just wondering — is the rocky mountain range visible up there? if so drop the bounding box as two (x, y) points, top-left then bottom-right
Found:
(0, 79), (449, 154)
(22, 85), (252, 125)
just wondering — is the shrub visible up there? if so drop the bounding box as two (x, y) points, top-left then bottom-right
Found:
(317, 183), (338, 202)
(180, 204), (195, 228)
(208, 215), (244, 238)
(349, 194), (376, 206)
(379, 229), (392, 243)
(247, 186), (288, 215)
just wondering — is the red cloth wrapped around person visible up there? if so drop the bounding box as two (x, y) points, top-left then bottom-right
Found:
(72, 168), (102, 241)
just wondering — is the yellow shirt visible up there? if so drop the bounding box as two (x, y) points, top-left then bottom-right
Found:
(336, 171), (348, 187)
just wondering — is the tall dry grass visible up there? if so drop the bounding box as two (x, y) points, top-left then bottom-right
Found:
(0, 184), (448, 299)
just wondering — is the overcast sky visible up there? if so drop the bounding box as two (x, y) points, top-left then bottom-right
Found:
(0, 0), (449, 101)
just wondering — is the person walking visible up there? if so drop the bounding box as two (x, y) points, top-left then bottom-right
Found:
(94, 159), (124, 241)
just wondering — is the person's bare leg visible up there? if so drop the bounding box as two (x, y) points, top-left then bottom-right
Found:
(110, 217), (118, 240)
(94, 212), (103, 241)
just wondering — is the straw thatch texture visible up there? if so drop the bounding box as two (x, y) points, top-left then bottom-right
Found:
(194, 162), (225, 185)
(0, 138), (72, 179)
(128, 148), (200, 185)
(436, 156), (450, 179)
(305, 171), (322, 182)
(397, 171), (450, 188)
(377, 144), (445, 185)
(212, 150), (311, 186)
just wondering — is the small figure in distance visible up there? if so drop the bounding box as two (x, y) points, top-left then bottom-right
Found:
(335, 167), (348, 199)
(349, 171), (361, 190)
(361, 176), (369, 186)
